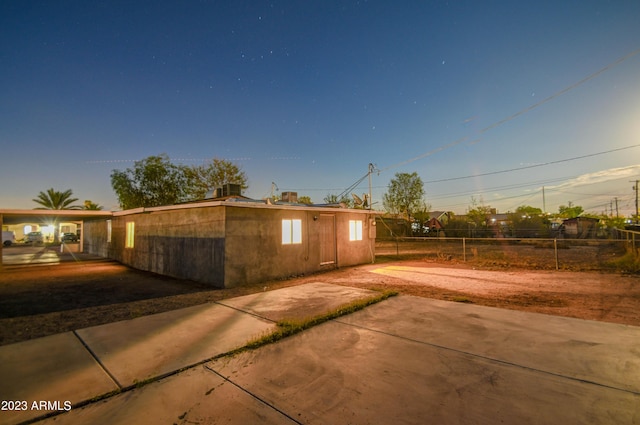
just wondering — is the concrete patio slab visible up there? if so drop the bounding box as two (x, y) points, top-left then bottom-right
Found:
(3, 286), (638, 425)
(0, 282), (380, 424)
(36, 366), (299, 425)
(217, 281), (377, 321)
(0, 332), (117, 425)
(75, 302), (274, 388)
(206, 316), (639, 424)
(337, 295), (640, 393)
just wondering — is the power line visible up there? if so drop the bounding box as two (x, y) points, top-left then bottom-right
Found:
(367, 48), (640, 211)
(284, 138), (639, 205)
(478, 48), (640, 134)
(427, 176), (572, 200)
(429, 175), (639, 213)
(504, 191), (542, 212)
(86, 156), (300, 164)
(379, 47), (640, 172)
(380, 136), (469, 172)
(424, 144), (640, 183)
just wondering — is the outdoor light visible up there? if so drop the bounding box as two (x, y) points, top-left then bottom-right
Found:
(43, 225), (54, 237)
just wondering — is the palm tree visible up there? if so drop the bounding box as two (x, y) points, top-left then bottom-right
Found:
(83, 200), (104, 210)
(32, 188), (81, 210)
(32, 188), (81, 243)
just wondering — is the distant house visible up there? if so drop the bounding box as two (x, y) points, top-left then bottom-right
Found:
(559, 217), (599, 239)
(83, 199), (376, 288)
(429, 211), (451, 225)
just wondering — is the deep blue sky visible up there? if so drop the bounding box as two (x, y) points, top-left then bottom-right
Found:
(2, 1), (639, 215)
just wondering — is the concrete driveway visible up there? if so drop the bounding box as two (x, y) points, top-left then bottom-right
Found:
(1, 282), (635, 425)
(1, 245), (100, 267)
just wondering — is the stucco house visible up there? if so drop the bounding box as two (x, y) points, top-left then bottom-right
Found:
(82, 199), (376, 288)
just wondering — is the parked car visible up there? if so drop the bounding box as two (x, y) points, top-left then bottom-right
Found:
(2, 230), (15, 247)
(61, 232), (79, 242)
(25, 231), (44, 244)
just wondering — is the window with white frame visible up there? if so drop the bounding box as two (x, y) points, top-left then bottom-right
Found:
(349, 220), (363, 241)
(282, 219), (302, 244)
(125, 222), (135, 248)
(107, 220), (112, 243)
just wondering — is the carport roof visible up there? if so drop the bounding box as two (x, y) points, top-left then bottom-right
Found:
(0, 209), (113, 225)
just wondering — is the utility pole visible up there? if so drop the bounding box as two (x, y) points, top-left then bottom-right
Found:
(368, 163), (373, 210)
(615, 197), (619, 218)
(610, 200), (613, 217)
(367, 163), (379, 210)
(632, 180), (639, 224)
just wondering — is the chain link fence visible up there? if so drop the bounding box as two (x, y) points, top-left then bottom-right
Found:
(376, 231), (638, 271)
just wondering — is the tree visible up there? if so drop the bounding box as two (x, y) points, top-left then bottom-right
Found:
(508, 205), (550, 237)
(443, 217), (472, 237)
(183, 158), (248, 200)
(83, 200), (103, 210)
(383, 172), (425, 221)
(111, 154), (189, 209)
(465, 197), (494, 237)
(513, 205), (543, 217)
(33, 188), (80, 210)
(298, 195), (313, 205)
(324, 194), (353, 208)
(32, 188), (81, 243)
(466, 197), (492, 227)
(111, 155), (249, 209)
(557, 202), (584, 218)
(603, 216), (627, 230)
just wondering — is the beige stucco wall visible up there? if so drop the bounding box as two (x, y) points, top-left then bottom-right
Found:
(335, 212), (376, 266)
(223, 206), (376, 286)
(224, 207), (318, 286)
(124, 207), (226, 285)
(85, 203), (375, 288)
(83, 219), (111, 257)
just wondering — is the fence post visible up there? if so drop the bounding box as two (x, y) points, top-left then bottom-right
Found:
(554, 238), (559, 270)
(463, 237), (466, 262)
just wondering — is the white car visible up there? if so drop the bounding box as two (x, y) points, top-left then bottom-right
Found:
(25, 231), (44, 244)
(2, 231), (15, 247)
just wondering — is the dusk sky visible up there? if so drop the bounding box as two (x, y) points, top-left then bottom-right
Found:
(2, 1), (639, 216)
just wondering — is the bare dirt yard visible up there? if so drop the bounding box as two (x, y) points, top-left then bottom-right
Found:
(1, 254), (638, 346)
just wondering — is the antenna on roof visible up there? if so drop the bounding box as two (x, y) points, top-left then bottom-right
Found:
(352, 193), (363, 206)
(338, 163), (379, 210)
(270, 182), (279, 198)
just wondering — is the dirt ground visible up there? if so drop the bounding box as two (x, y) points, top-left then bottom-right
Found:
(1, 257), (639, 346)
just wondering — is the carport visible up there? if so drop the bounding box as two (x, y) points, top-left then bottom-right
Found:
(0, 209), (113, 270)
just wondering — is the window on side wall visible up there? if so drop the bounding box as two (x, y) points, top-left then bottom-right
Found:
(125, 222), (135, 248)
(107, 220), (112, 243)
(282, 219), (302, 244)
(349, 220), (363, 241)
